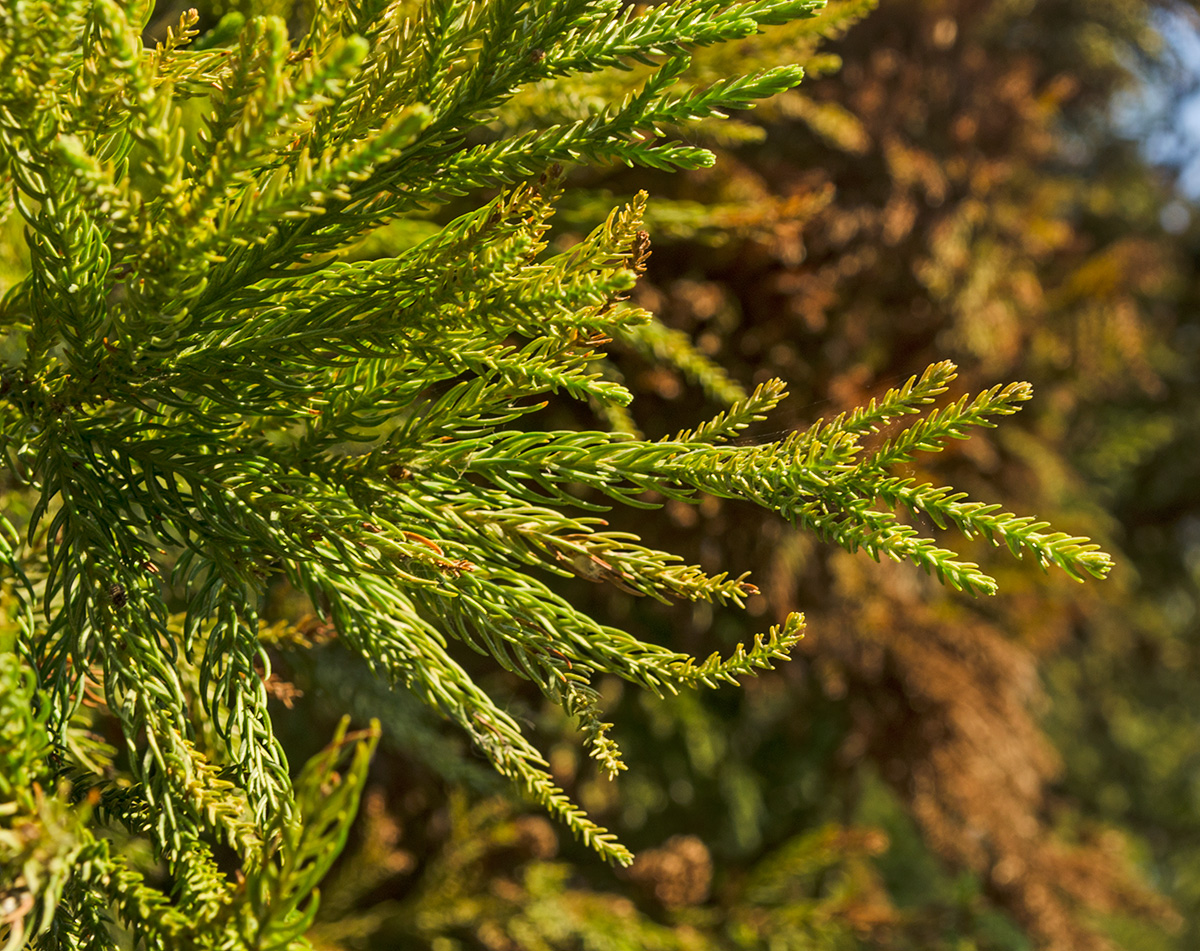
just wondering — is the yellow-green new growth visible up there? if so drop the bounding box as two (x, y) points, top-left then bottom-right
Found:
(0, 0), (1111, 947)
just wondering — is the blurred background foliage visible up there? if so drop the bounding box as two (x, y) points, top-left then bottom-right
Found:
(127, 0), (1200, 947)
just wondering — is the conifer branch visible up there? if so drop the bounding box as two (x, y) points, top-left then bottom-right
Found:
(670, 612), (806, 686)
(670, 378), (789, 443)
(0, 2), (1115, 945)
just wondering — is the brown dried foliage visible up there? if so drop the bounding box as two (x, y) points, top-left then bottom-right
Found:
(626, 834), (714, 908)
(788, 554), (1178, 949)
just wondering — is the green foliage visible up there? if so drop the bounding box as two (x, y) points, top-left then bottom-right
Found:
(0, 1), (1115, 948)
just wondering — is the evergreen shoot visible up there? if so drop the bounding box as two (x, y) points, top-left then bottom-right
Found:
(0, 1), (1112, 948)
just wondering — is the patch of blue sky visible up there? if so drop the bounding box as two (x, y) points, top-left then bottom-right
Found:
(1113, 3), (1200, 212)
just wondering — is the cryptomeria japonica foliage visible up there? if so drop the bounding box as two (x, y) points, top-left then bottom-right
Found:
(0, 0), (1113, 947)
